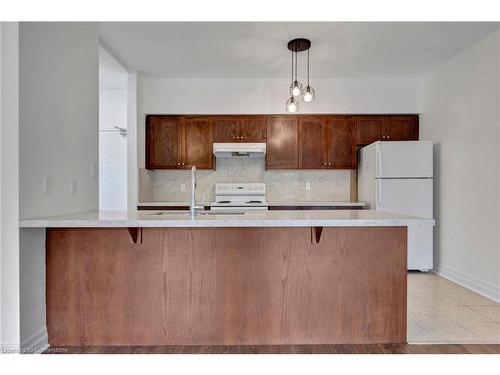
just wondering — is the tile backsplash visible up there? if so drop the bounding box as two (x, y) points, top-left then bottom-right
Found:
(139, 157), (352, 203)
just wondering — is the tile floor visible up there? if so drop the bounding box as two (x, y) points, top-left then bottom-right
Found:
(408, 272), (500, 343)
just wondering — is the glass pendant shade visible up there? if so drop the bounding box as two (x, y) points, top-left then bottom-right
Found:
(302, 85), (315, 103)
(290, 80), (303, 98)
(285, 96), (299, 113)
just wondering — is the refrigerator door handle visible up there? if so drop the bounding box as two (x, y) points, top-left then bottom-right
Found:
(377, 180), (382, 208)
(376, 146), (381, 178)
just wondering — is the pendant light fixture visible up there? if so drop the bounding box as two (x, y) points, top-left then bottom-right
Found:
(285, 38), (315, 113)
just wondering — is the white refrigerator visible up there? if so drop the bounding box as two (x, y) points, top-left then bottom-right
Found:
(358, 141), (434, 271)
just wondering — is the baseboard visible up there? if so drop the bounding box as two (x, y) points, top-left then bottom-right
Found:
(20, 327), (48, 354)
(434, 264), (500, 303)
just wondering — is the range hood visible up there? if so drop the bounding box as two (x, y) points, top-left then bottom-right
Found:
(213, 143), (266, 158)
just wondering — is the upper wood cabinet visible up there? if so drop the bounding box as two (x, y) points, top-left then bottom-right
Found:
(355, 115), (419, 145)
(266, 116), (299, 169)
(213, 116), (240, 142)
(298, 115), (355, 170)
(328, 116), (355, 169)
(146, 115), (213, 170)
(183, 116), (214, 169)
(299, 116), (329, 169)
(384, 115), (419, 141)
(146, 116), (182, 169)
(214, 115), (266, 142)
(240, 116), (266, 142)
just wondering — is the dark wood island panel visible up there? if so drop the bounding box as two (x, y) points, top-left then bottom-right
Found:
(46, 226), (407, 346)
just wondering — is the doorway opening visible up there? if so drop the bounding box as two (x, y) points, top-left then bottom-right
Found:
(99, 47), (128, 210)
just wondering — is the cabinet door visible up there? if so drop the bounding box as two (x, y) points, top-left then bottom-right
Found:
(183, 116), (214, 169)
(266, 116), (299, 169)
(355, 116), (384, 145)
(146, 116), (182, 169)
(214, 116), (240, 142)
(240, 116), (266, 142)
(329, 116), (355, 169)
(299, 116), (329, 169)
(383, 115), (419, 141)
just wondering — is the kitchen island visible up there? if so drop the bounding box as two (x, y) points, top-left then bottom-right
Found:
(20, 210), (433, 346)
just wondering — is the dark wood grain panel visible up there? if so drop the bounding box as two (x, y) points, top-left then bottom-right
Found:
(355, 116), (384, 145)
(328, 115), (355, 169)
(298, 116), (328, 169)
(145, 116), (182, 169)
(240, 116), (266, 142)
(384, 115), (419, 141)
(46, 226), (407, 346)
(213, 116), (240, 142)
(183, 116), (213, 169)
(266, 116), (299, 169)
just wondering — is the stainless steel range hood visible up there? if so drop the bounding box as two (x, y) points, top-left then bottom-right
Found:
(213, 143), (266, 158)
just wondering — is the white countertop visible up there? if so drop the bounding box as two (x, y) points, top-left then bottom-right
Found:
(19, 210), (434, 228)
(138, 201), (366, 207)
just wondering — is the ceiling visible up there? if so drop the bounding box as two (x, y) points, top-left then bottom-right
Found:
(99, 22), (499, 79)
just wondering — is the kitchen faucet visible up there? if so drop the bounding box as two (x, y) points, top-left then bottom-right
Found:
(190, 166), (203, 217)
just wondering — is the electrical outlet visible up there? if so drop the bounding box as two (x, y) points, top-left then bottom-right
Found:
(70, 179), (78, 195)
(305, 182), (311, 191)
(43, 177), (51, 195)
(90, 163), (98, 178)
(180, 184), (186, 192)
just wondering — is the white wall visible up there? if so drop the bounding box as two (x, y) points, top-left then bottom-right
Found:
(138, 77), (422, 170)
(0, 22), (20, 352)
(20, 22), (99, 219)
(420, 28), (500, 301)
(18, 22), (100, 351)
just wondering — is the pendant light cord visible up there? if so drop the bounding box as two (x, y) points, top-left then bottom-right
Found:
(307, 49), (310, 87)
(294, 46), (298, 82)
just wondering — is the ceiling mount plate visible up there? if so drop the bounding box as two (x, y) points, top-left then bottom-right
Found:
(287, 38), (311, 52)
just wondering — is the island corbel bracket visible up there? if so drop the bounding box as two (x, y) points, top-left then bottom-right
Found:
(311, 226), (323, 244)
(127, 227), (143, 244)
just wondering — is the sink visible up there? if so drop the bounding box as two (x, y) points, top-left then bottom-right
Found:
(146, 210), (245, 217)
(147, 211), (190, 216)
(198, 211), (245, 216)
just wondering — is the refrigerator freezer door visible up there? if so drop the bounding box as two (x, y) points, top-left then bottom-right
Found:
(376, 141), (433, 178)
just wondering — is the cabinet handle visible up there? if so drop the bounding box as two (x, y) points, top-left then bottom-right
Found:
(177, 162), (181, 166)
(382, 136), (386, 139)
(328, 162), (332, 166)
(323, 162), (327, 166)
(236, 136), (240, 139)
(240, 136), (244, 139)
(182, 162), (185, 166)
(267, 162), (270, 166)
(387, 136), (391, 139)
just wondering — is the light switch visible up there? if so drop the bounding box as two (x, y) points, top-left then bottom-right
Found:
(305, 182), (311, 191)
(90, 163), (98, 178)
(43, 177), (51, 195)
(70, 179), (78, 195)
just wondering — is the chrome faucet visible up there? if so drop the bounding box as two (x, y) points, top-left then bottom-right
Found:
(190, 166), (203, 217)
